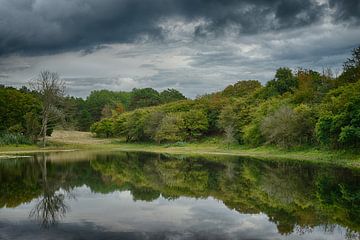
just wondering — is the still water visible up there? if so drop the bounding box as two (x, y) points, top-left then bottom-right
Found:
(0, 151), (359, 240)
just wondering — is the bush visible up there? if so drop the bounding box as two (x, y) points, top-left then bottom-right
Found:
(260, 105), (316, 148)
(0, 133), (32, 146)
(183, 110), (209, 140)
(90, 118), (114, 138)
(155, 113), (185, 143)
(261, 106), (299, 148)
(315, 81), (360, 148)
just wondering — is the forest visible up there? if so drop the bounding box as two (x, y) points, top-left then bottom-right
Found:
(1, 46), (360, 150)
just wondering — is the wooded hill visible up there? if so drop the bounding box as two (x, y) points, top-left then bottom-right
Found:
(90, 46), (360, 149)
(1, 46), (360, 149)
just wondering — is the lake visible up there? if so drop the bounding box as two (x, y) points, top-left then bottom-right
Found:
(0, 151), (359, 240)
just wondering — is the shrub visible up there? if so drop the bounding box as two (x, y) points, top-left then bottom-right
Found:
(183, 110), (209, 140)
(315, 81), (360, 148)
(0, 133), (32, 146)
(90, 118), (114, 138)
(155, 113), (185, 143)
(260, 105), (316, 148)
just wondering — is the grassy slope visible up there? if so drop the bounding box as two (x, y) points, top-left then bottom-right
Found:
(1, 130), (359, 169)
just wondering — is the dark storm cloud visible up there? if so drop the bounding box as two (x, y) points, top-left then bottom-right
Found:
(329, 0), (360, 22)
(0, 0), (339, 56)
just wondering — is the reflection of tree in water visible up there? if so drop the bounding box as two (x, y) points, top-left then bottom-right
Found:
(1, 151), (358, 237)
(29, 154), (73, 228)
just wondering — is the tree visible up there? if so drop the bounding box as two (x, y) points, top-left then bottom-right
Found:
(0, 86), (41, 132)
(261, 105), (316, 148)
(24, 111), (41, 143)
(218, 99), (252, 143)
(123, 110), (149, 141)
(261, 106), (298, 148)
(155, 113), (185, 143)
(183, 110), (209, 140)
(129, 88), (161, 110)
(77, 109), (93, 131)
(261, 67), (298, 98)
(293, 69), (331, 104)
(316, 81), (360, 148)
(101, 104), (113, 119)
(86, 90), (130, 122)
(222, 80), (262, 98)
(30, 154), (70, 228)
(90, 118), (114, 138)
(160, 88), (186, 104)
(338, 46), (360, 85)
(224, 125), (236, 149)
(144, 111), (166, 140)
(113, 103), (125, 115)
(30, 71), (65, 147)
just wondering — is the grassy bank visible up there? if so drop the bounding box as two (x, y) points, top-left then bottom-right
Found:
(0, 130), (359, 169)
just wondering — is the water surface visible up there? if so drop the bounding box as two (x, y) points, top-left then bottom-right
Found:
(0, 151), (359, 239)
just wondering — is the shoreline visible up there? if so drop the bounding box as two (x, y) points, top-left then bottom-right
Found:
(1, 141), (359, 170)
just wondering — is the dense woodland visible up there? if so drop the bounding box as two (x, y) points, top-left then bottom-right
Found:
(1, 46), (360, 149)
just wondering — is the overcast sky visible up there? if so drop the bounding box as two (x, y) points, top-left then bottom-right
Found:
(0, 0), (359, 98)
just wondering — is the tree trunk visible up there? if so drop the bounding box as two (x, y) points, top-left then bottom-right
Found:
(42, 112), (48, 148)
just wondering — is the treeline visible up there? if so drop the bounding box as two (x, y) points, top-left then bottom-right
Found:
(0, 84), (186, 145)
(1, 46), (359, 149)
(63, 87), (186, 131)
(91, 46), (360, 149)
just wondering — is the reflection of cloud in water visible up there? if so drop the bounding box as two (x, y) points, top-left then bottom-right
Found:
(0, 186), (349, 240)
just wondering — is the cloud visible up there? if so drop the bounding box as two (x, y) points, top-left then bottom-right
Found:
(0, 0), (335, 56)
(0, 0), (359, 98)
(328, 0), (360, 23)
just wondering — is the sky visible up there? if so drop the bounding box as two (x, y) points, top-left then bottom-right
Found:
(0, 0), (359, 98)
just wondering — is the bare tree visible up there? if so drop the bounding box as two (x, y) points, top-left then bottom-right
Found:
(29, 154), (71, 228)
(224, 125), (236, 149)
(30, 71), (65, 147)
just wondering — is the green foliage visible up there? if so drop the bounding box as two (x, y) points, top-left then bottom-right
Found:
(222, 80), (262, 98)
(129, 88), (161, 110)
(1, 45), (356, 151)
(316, 81), (360, 148)
(90, 118), (114, 138)
(24, 112), (41, 142)
(261, 105), (316, 148)
(144, 111), (166, 140)
(155, 113), (186, 143)
(183, 110), (209, 140)
(86, 90), (131, 122)
(77, 109), (93, 131)
(218, 98), (253, 143)
(160, 88), (186, 104)
(337, 46), (360, 85)
(260, 67), (298, 98)
(90, 46), (359, 151)
(243, 96), (289, 146)
(123, 109), (150, 142)
(193, 94), (228, 133)
(0, 133), (32, 145)
(293, 69), (334, 104)
(0, 86), (42, 133)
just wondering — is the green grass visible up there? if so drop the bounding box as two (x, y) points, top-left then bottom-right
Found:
(1, 134), (359, 169)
